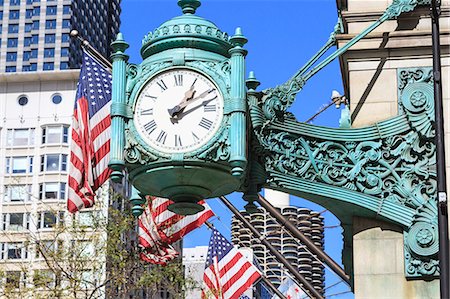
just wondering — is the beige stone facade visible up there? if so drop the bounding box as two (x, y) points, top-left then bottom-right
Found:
(337, 0), (450, 298)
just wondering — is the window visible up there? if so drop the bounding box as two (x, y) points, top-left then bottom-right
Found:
(10, 0), (20, 5)
(0, 242), (28, 260)
(31, 34), (38, 44)
(61, 47), (69, 57)
(31, 49), (37, 58)
(6, 52), (17, 62)
(46, 5), (57, 15)
(5, 271), (21, 289)
(63, 5), (70, 14)
(32, 20), (39, 30)
(7, 128), (35, 146)
(61, 33), (70, 43)
(2, 213), (30, 231)
(24, 37), (32, 46)
(5, 156), (33, 174)
(6, 157), (33, 173)
(79, 241), (94, 258)
(4, 185), (32, 202)
(40, 154), (67, 172)
(62, 19), (70, 29)
(9, 10), (20, 19)
(30, 63), (37, 71)
(37, 211), (64, 229)
(45, 33), (55, 43)
(77, 211), (95, 227)
(39, 182), (66, 200)
(25, 23), (32, 32)
(34, 270), (57, 288)
(60, 62), (69, 70)
(26, 9), (33, 18)
(44, 48), (54, 58)
(43, 62), (54, 71)
(18, 95), (28, 106)
(35, 240), (62, 258)
(42, 125), (68, 143)
(8, 24), (19, 33)
(45, 20), (56, 29)
(7, 38), (18, 47)
(33, 7), (40, 16)
(23, 51), (31, 61)
(80, 270), (95, 289)
(6, 66), (16, 73)
(52, 94), (63, 104)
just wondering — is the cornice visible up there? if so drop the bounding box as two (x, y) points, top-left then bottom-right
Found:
(0, 70), (80, 83)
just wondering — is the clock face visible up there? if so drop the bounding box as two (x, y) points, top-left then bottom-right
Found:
(133, 68), (224, 154)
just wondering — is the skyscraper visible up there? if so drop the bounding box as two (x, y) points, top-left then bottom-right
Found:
(231, 191), (326, 296)
(0, 0), (120, 73)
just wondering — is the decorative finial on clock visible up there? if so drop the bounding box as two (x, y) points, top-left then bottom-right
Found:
(178, 0), (201, 14)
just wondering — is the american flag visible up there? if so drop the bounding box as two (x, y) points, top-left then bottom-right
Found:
(67, 51), (112, 213)
(139, 197), (214, 265)
(202, 228), (261, 299)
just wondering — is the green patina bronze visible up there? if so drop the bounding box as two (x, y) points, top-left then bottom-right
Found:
(110, 0), (438, 280)
(111, 0), (247, 215)
(248, 67), (437, 279)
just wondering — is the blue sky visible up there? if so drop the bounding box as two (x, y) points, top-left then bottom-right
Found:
(121, 1), (352, 297)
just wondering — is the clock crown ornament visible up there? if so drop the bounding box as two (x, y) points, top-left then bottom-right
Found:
(141, 0), (233, 59)
(110, 0), (250, 215)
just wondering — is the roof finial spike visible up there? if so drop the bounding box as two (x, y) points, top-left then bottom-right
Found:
(178, 0), (201, 14)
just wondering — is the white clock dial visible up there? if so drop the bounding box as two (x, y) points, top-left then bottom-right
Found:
(133, 69), (224, 154)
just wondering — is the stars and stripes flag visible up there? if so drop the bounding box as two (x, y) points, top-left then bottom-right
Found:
(139, 197), (214, 265)
(202, 228), (261, 299)
(67, 51), (112, 213)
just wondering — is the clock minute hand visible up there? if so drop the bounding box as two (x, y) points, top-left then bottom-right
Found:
(169, 88), (215, 117)
(170, 96), (218, 124)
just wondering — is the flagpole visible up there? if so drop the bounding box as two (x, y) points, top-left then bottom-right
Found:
(205, 222), (288, 299)
(256, 194), (351, 286)
(219, 196), (324, 299)
(70, 29), (113, 69)
(430, 0), (450, 297)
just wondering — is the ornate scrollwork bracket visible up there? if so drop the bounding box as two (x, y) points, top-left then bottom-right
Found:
(247, 67), (438, 279)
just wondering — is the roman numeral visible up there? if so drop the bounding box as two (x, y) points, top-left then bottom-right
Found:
(191, 78), (198, 87)
(157, 80), (168, 92)
(156, 130), (167, 144)
(204, 104), (216, 112)
(199, 118), (213, 130)
(141, 108), (153, 115)
(192, 132), (199, 142)
(143, 120), (157, 134)
(175, 135), (182, 147)
(144, 94), (157, 101)
(174, 74), (183, 86)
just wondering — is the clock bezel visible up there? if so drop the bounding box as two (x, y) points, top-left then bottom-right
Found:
(128, 65), (229, 158)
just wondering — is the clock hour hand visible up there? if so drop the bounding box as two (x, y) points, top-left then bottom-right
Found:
(167, 85), (196, 117)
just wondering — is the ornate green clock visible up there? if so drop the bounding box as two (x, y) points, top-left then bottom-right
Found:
(109, 0), (248, 215)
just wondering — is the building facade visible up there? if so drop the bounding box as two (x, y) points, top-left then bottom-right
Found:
(336, 0), (449, 297)
(0, 0), (120, 73)
(0, 70), (112, 296)
(231, 191), (325, 296)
